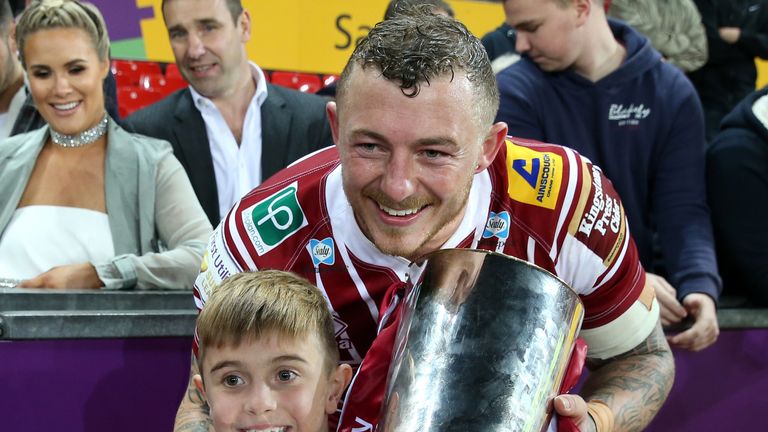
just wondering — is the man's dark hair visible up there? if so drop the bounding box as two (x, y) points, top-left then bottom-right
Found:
(384, 0), (454, 20)
(336, 12), (499, 126)
(162, 0), (243, 23)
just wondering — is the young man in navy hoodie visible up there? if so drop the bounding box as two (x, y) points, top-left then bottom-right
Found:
(496, 0), (720, 351)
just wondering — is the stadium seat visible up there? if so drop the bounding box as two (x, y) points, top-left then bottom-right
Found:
(112, 60), (162, 88)
(322, 74), (340, 87)
(270, 71), (322, 93)
(165, 63), (183, 80)
(117, 86), (165, 118)
(139, 72), (187, 96)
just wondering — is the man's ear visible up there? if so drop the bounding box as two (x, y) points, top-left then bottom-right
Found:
(239, 9), (252, 43)
(193, 373), (208, 403)
(325, 363), (353, 415)
(573, 0), (593, 23)
(475, 121), (508, 174)
(326, 101), (340, 147)
(8, 22), (17, 56)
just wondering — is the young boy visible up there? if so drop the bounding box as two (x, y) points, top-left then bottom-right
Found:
(194, 270), (353, 432)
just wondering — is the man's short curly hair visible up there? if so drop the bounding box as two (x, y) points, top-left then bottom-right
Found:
(336, 12), (499, 127)
(384, 0), (454, 20)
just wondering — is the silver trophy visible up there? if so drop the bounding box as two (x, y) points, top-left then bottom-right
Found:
(379, 249), (584, 432)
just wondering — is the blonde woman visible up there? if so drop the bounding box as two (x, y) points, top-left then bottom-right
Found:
(0, 0), (212, 289)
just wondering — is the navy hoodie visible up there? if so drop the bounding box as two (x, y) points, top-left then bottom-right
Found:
(707, 87), (768, 305)
(496, 19), (721, 302)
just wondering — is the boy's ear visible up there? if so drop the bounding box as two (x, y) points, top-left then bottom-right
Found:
(193, 373), (207, 402)
(325, 364), (353, 415)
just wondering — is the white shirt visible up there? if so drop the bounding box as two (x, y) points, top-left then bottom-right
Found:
(189, 62), (269, 221)
(0, 85), (28, 139)
(0, 206), (115, 280)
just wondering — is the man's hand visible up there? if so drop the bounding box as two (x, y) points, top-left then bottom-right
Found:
(18, 263), (102, 289)
(719, 27), (741, 44)
(667, 293), (719, 351)
(554, 395), (595, 432)
(647, 273), (687, 326)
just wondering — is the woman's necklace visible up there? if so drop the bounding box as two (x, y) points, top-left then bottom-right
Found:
(50, 114), (108, 148)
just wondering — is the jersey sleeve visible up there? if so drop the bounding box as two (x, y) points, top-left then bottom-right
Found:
(191, 213), (248, 356)
(500, 138), (658, 359)
(558, 154), (658, 360)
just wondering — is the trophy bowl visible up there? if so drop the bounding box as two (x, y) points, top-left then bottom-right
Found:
(379, 248), (584, 432)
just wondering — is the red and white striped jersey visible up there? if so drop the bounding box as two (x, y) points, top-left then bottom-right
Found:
(193, 137), (658, 431)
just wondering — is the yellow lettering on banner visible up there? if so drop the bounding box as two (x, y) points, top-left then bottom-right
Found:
(137, 0), (503, 74)
(506, 141), (563, 210)
(137, 0), (173, 62)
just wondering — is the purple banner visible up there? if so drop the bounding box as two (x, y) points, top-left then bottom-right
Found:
(1, 330), (765, 431)
(0, 337), (191, 432)
(646, 329), (768, 431)
(88, 0), (154, 41)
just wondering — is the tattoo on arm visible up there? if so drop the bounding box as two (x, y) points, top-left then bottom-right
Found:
(174, 420), (213, 432)
(582, 321), (674, 432)
(173, 354), (214, 432)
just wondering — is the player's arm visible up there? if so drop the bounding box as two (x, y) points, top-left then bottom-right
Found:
(174, 355), (214, 432)
(559, 155), (674, 431)
(581, 320), (674, 431)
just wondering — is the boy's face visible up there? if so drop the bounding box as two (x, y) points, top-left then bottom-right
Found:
(196, 333), (350, 432)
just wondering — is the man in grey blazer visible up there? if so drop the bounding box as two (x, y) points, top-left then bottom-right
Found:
(124, 0), (332, 227)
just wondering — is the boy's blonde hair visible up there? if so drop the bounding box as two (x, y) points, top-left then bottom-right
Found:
(15, 0), (110, 68)
(196, 270), (339, 373)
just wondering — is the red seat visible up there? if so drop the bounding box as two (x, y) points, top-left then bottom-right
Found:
(117, 87), (141, 118)
(165, 63), (183, 80)
(270, 71), (323, 93)
(117, 86), (165, 118)
(112, 60), (162, 88)
(139, 72), (187, 96)
(322, 74), (340, 87)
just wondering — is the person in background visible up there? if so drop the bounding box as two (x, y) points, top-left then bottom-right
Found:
(1, 0), (120, 137)
(176, 12), (673, 432)
(689, 0), (768, 142)
(707, 86), (768, 306)
(481, 21), (520, 75)
(0, 0), (211, 289)
(124, 0), (333, 227)
(0, 0), (27, 138)
(607, 0), (708, 72)
(496, 0), (720, 351)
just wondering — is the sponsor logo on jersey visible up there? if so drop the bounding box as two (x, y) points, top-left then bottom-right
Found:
(333, 312), (362, 364)
(333, 314), (349, 337)
(309, 238), (335, 266)
(241, 182), (308, 256)
(608, 103), (651, 127)
(199, 251), (209, 273)
(483, 211), (511, 240)
(197, 234), (234, 298)
(578, 166), (621, 236)
(506, 142), (562, 209)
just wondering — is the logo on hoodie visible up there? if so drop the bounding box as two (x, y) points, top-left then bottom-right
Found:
(608, 103), (651, 126)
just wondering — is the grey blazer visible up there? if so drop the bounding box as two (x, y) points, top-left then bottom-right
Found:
(0, 119), (212, 289)
(123, 83), (334, 226)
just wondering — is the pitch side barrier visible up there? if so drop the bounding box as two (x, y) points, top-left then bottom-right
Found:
(1, 289), (765, 431)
